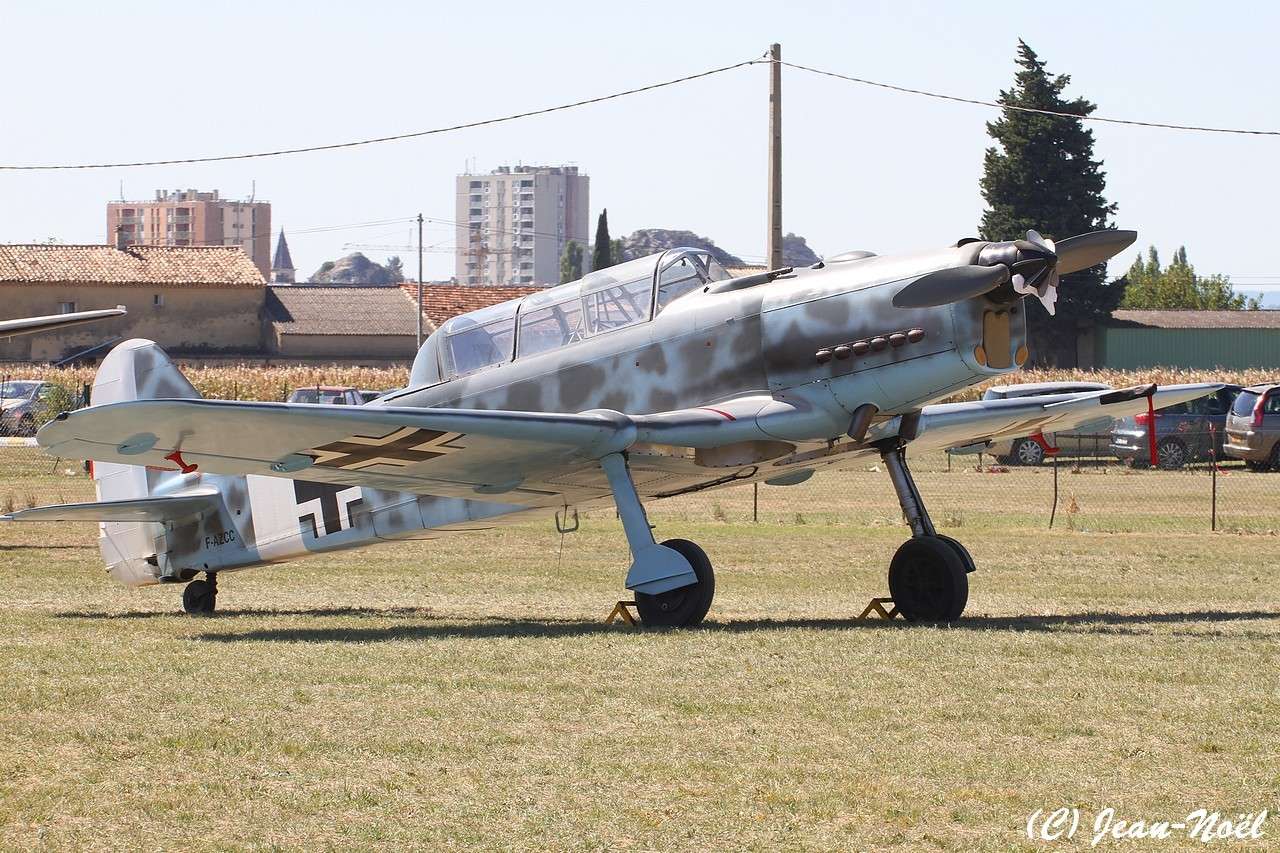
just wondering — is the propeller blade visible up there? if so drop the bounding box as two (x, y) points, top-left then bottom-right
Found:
(892, 265), (1010, 309)
(1055, 229), (1137, 275)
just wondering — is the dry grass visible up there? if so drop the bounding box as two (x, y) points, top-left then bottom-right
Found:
(1, 487), (1278, 849)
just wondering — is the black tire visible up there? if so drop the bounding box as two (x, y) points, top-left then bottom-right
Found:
(934, 534), (976, 574)
(1156, 438), (1187, 470)
(1269, 444), (1280, 472)
(888, 537), (968, 622)
(635, 539), (714, 628)
(1008, 437), (1045, 466)
(182, 579), (217, 615)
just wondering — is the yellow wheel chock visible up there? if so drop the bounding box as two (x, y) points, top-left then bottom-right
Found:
(605, 600), (638, 626)
(857, 597), (900, 620)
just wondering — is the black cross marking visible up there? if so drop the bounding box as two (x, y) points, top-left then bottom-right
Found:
(306, 426), (466, 471)
(294, 480), (364, 538)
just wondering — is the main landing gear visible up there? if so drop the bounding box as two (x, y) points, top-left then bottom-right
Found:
(878, 441), (973, 621)
(600, 453), (714, 628)
(182, 572), (218, 615)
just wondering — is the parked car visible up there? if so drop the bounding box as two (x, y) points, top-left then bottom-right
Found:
(948, 381), (1114, 465)
(0, 380), (57, 436)
(1223, 383), (1280, 470)
(358, 389), (389, 404)
(1110, 385), (1242, 469)
(286, 386), (363, 406)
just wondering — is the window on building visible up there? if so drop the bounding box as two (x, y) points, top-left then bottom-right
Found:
(469, 207), (482, 216)
(58, 301), (76, 314)
(470, 194), (482, 202)
(520, 207), (534, 215)
(153, 294), (164, 308)
(519, 179), (533, 188)
(470, 180), (482, 189)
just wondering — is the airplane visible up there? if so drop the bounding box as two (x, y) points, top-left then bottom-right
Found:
(5, 230), (1219, 625)
(1, 306), (126, 337)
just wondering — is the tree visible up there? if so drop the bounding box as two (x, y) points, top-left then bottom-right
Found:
(979, 40), (1121, 366)
(560, 240), (583, 283)
(385, 256), (406, 284)
(610, 238), (627, 264)
(592, 209), (612, 271)
(1120, 246), (1257, 310)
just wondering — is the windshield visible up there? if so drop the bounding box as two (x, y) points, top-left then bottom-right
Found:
(1232, 391), (1259, 416)
(0, 381), (40, 400)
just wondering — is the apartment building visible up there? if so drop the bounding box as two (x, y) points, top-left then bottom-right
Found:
(455, 165), (589, 286)
(107, 189), (272, 277)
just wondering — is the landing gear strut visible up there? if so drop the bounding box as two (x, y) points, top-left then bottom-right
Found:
(600, 453), (714, 628)
(878, 441), (970, 621)
(182, 572), (218, 615)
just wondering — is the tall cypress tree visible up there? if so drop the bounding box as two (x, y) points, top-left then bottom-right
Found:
(592, 209), (612, 271)
(979, 40), (1121, 366)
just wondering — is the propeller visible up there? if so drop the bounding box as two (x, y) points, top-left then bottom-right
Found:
(1055, 229), (1137, 274)
(892, 228), (1137, 315)
(891, 264), (1010, 309)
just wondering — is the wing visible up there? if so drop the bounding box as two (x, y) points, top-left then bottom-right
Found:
(889, 383), (1222, 454)
(0, 307), (126, 337)
(37, 399), (637, 506)
(2, 488), (221, 523)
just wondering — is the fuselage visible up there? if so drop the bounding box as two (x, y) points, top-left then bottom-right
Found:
(96, 244), (1030, 586)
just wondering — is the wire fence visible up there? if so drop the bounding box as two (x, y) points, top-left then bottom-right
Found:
(5, 440), (1278, 536)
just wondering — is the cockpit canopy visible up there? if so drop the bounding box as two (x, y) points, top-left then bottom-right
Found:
(409, 248), (732, 388)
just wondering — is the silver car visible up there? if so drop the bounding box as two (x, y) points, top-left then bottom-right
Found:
(949, 381), (1114, 465)
(0, 380), (56, 436)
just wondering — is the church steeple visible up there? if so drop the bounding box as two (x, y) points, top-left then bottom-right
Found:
(271, 230), (295, 283)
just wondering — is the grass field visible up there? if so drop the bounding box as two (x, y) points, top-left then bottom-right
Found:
(2, 469), (1279, 850)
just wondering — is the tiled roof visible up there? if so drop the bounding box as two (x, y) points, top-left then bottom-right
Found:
(1111, 309), (1280, 329)
(267, 285), (420, 336)
(0, 244), (265, 286)
(400, 282), (541, 326)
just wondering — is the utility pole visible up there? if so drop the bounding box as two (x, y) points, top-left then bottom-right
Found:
(416, 213), (424, 348)
(767, 43), (783, 271)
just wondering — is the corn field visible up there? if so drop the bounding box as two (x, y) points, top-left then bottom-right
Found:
(2, 364), (1274, 406)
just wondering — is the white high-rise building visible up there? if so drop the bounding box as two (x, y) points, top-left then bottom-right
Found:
(455, 165), (589, 286)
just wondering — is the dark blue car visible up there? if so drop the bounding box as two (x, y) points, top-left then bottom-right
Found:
(1110, 385), (1242, 469)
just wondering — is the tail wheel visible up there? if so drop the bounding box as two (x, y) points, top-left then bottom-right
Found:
(635, 539), (714, 628)
(182, 578), (217, 615)
(1009, 437), (1045, 466)
(1156, 438), (1187, 470)
(889, 537), (968, 622)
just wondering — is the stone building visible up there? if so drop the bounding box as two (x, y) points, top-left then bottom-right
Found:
(0, 244), (265, 362)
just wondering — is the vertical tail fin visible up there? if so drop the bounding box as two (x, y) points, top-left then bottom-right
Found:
(92, 340), (204, 585)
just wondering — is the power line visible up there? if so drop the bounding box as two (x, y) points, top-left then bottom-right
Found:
(1, 57), (766, 171)
(777, 59), (1280, 137)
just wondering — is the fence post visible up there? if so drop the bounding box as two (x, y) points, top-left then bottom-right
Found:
(1209, 424), (1218, 532)
(753, 482), (758, 523)
(1048, 454), (1059, 529)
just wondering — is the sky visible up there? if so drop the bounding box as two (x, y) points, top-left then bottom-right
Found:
(2, 0), (1278, 295)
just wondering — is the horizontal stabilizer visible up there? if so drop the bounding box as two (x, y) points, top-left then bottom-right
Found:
(2, 487), (220, 523)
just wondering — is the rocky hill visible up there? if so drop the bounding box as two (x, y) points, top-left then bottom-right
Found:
(618, 230), (744, 267)
(615, 229), (820, 269)
(308, 253), (404, 285)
